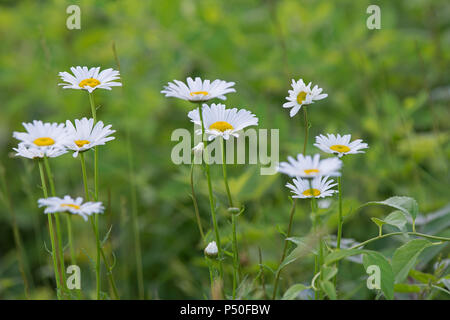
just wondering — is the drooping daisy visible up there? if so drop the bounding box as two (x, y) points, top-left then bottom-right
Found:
(13, 121), (69, 151)
(286, 176), (337, 199)
(161, 77), (236, 102)
(58, 66), (122, 93)
(277, 154), (342, 178)
(314, 134), (369, 158)
(283, 79), (328, 117)
(38, 195), (104, 221)
(13, 143), (67, 159)
(64, 118), (116, 157)
(188, 103), (258, 140)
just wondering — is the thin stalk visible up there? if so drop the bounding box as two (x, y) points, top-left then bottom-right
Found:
(350, 232), (450, 250)
(190, 161), (205, 242)
(308, 179), (322, 300)
(197, 103), (224, 280)
(303, 106), (309, 155)
(38, 159), (61, 298)
(272, 198), (297, 299)
(43, 157), (67, 292)
(334, 175), (343, 288)
(220, 138), (239, 299)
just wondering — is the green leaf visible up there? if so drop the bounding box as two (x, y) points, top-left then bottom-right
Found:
(278, 238), (314, 271)
(409, 269), (438, 284)
(371, 217), (386, 228)
(394, 284), (421, 293)
(392, 239), (432, 284)
(365, 196), (418, 222)
(362, 251), (395, 300)
(281, 283), (309, 300)
(322, 265), (338, 281)
(320, 280), (337, 300)
(384, 211), (408, 232)
(324, 249), (364, 265)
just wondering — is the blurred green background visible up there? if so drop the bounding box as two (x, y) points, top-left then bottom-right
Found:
(0, 0), (449, 299)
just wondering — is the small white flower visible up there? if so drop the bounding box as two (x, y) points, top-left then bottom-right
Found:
(161, 77), (236, 102)
(64, 118), (116, 157)
(283, 79), (328, 117)
(277, 154), (342, 178)
(314, 134), (369, 158)
(58, 66), (122, 93)
(13, 120), (69, 152)
(188, 103), (258, 141)
(38, 195), (104, 221)
(286, 176), (337, 199)
(192, 142), (205, 156)
(13, 143), (67, 159)
(204, 241), (218, 257)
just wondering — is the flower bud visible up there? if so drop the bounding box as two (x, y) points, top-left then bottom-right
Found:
(204, 241), (218, 258)
(228, 207), (241, 215)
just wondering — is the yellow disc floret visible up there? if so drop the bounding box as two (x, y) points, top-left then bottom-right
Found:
(209, 121), (234, 132)
(302, 188), (321, 197)
(190, 91), (209, 96)
(304, 168), (319, 175)
(61, 204), (81, 210)
(79, 78), (101, 88)
(33, 137), (55, 146)
(75, 140), (90, 148)
(330, 145), (351, 153)
(297, 91), (307, 104)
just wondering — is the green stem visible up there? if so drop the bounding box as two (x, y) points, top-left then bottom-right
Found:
(220, 138), (239, 299)
(38, 159), (61, 298)
(303, 106), (309, 155)
(197, 103), (224, 281)
(334, 175), (343, 288)
(190, 161), (205, 242)
(43, 157), (67, 294)
(272, 198), (297, 300)
(308, 179), (322, 300)
(350, 232), (450, 250)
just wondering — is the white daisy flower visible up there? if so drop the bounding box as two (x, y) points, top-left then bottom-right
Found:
(13, 120), (69, 152)
(286, 176), (337, 199)
(188, 103), (258, 141)
(161, 77), (236, 102)
(38, 195), (104, 221)
(283, 79), (328, 117)
(277, 154), (342, 178)
(64, 118), (116, 157)
(13, 143), (67, 159)
(58, 66), (122, 93)
(314, 134), (369, 158)
(204, 241), (218, 258)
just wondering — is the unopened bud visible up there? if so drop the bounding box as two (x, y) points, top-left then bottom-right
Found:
(204, 241), (218, 258)
(228, 207), (240, 214)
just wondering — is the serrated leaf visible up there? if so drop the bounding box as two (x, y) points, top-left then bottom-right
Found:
(281, 283), (309, 300)
(320, 280), (336, 300)
(392, 239), (432, 284)
(365, 196), (418, 222)
(362, 251), (395, 300)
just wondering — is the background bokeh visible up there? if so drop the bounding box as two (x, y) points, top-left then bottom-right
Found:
(0, 0), (449, 299)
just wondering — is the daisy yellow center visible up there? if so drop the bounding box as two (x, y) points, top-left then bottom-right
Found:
(190, 91), (209, 96)
(209, 121), (233, 132)
(304, 168), (319, 175)
(302, 188), (321, 197)
(330, 145), (350, 153)
(75, 140), (90, 148)
(79, 78), (100, 88)
(34, 137), (55, 146)
(297, 91), (307, 104)
(61, 204), (81, 210)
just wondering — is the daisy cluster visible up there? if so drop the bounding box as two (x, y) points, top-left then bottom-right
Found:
(277, 78), (369, 199)
(12, 66), (121, 221)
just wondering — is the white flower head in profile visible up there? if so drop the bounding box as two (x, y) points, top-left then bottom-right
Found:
(283, 79), (328, 117)
(13, 144), (67, 159)
(64, 118), (116, 157)
(286, 176), (337, 199)
(58, 66), (122, 93)
(38, 195), (104, 221)
(277, 154), (342, 178)
(314, 134), (369, 158)
(188, 103), (258, 141)
(204, 241), (218, 258)
(13, 120), (69, 153)
(161, 77), (236, 102)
